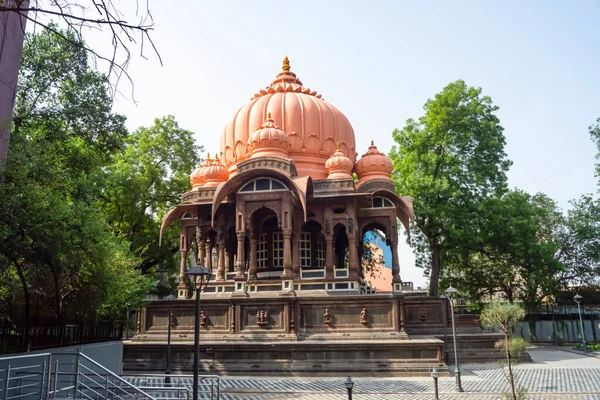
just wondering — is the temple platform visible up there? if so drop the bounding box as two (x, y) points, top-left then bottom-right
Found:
(123, 291), (519, 376)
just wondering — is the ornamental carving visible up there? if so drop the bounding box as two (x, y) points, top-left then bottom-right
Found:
(324, 308), (332, 325)
(348, 217), (354, 233)
(200, 310), (207, 327)
(257, 310), (269, 326)
(356, 179), (395, 193)
(419, 308), (428, 322)
(360, 308), (368, 325)
(325, 219), (331, 235)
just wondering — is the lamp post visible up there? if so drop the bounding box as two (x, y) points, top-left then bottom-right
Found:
(344, 376), (354, 400)
(125, 302), (130, 340)
(550, 296), (558, 346)
(186, 264), (211, 400)
(164, 293), (177, 385)
(431, 368), (440, 400)
(445, 286), (463, 392)
(439, 294), (449, 364)
(574, 294), (587, 353)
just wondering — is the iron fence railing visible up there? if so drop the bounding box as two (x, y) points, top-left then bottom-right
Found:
(0, 323), (124, 354)
(0, 351), (155, 399)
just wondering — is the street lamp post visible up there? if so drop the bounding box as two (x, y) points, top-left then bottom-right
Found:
(164, 293), (177, 385)
(344, 376), (354, 400)
(445, 286), (463, 392)
(439, 294), (449, 364)
(574, 294), (587, 353)
(431, 368), (440, 400)
(550, 296), (558, 346)
(186, 264), (211, 400)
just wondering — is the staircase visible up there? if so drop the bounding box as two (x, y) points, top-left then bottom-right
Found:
(0, 352), (219, 399)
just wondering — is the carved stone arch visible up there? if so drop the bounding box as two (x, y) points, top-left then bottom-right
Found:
(246, 202), (282, 232)
(360, 218), (391, 244)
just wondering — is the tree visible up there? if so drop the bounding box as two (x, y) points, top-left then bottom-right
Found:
(101, 115), (202, 278)
(0, 25), (151, 328)
(390, 80), (512, 296)
(1, 0), (160, 179)
(480, 303), (528, 400)
(441, 190), (564, 307)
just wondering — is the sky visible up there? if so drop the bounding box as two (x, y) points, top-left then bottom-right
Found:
(71, 0), (600, 287)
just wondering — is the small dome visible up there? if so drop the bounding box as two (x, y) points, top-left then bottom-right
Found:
(248, 112), (290, 158)
(325, 143), (353, 179)
(355, 141), (393, 187)
(202, 154), (229, 187)
(190, 157), (210, 188)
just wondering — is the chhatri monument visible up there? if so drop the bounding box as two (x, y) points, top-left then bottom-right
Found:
(125, 57), (498, 375)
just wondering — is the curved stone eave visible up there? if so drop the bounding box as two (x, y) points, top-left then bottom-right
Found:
(211, 169), (313, 226)
(371, 189), (414, 237)
(159, 204), (197, 246)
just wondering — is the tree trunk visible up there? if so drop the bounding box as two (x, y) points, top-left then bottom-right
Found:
(0, 1), (29, 180)
(50, 266), (63, 325)
(13, 259), (30, 350)
(505, 333), (517, 400)
(429, 236), (441, 297)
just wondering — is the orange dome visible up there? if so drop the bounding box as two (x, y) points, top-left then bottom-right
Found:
(325, 143), (353, 179)
(248, 112), (290, 158)
(355, 141), (393, 187)
(221, 57), (356, 179)
(202, 154), (229, 187)
(190, 157), (210, 189)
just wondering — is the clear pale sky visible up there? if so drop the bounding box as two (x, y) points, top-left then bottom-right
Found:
(79, 1), (600, 287)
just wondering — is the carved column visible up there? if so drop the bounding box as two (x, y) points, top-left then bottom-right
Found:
(235, 232), (246, 277)
(249, 231), (258, 281)
(292, 231), (300, 278)
(196, 227), (205, 266)
(325, 236), (334, 279)
(216, 241), (225, 281)
(282, 231), (293, 278)
(348, 233), (359, 280)
(177, 248), (188, 298)
(391, 239), (402, 284)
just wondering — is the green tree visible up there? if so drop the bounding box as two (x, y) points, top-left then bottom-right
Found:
(390, 80), (512, 296)
(101, 115), (202, 284)
(0, 26), (150, 329)
(480, 303), (528, 400)
(442, 190), (563, 307)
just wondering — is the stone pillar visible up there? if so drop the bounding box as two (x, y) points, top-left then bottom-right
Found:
(205, 238), (212, 272)
(216, 241), (225, 281)
(391, 239), (402, 292)
(348, 233), (359, 280)
(249, 232), (258, 281)
(196, 231), (205, 266)
(325, 236), (334, 279)
(177, 248), (188, 299)
(235, 232), (245, 277)
(282, 232), (293, 278)
(292, 231), (300, 278)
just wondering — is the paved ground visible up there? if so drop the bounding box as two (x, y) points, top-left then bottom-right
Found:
(125, 346), (600, 399)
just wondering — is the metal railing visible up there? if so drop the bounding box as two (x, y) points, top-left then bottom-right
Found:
(0, 352), (155, 399)
(123, 373), (220, 400)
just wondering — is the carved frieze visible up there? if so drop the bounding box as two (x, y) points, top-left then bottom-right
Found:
(323, 308), (332, 325)
(360, 308), (368, 325)
(181, 188), (217, 203)
(236, 157), (296, 177)
(356, 179), (396, 193)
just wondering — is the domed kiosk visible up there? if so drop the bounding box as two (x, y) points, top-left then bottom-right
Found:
(127, 58), (503, 376)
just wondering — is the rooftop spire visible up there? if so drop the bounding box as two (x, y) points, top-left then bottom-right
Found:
(282, 56), (290, 71)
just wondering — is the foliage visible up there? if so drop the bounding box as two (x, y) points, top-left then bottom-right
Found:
(390, 80), (511, 296)
(0, 26), (168, 327)
(101, 115), (202, 277)
(576, 342), (600, 351)
(441, 190), (564, 307)
(481, 303), (528, 400)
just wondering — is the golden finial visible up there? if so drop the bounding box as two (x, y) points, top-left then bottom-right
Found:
(371, 140), (374, 146)
(282, 56), (290, 71)
(336, 142), (340, 150)
(267, 111), (272, 119)
(207, 152), (211, 159)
